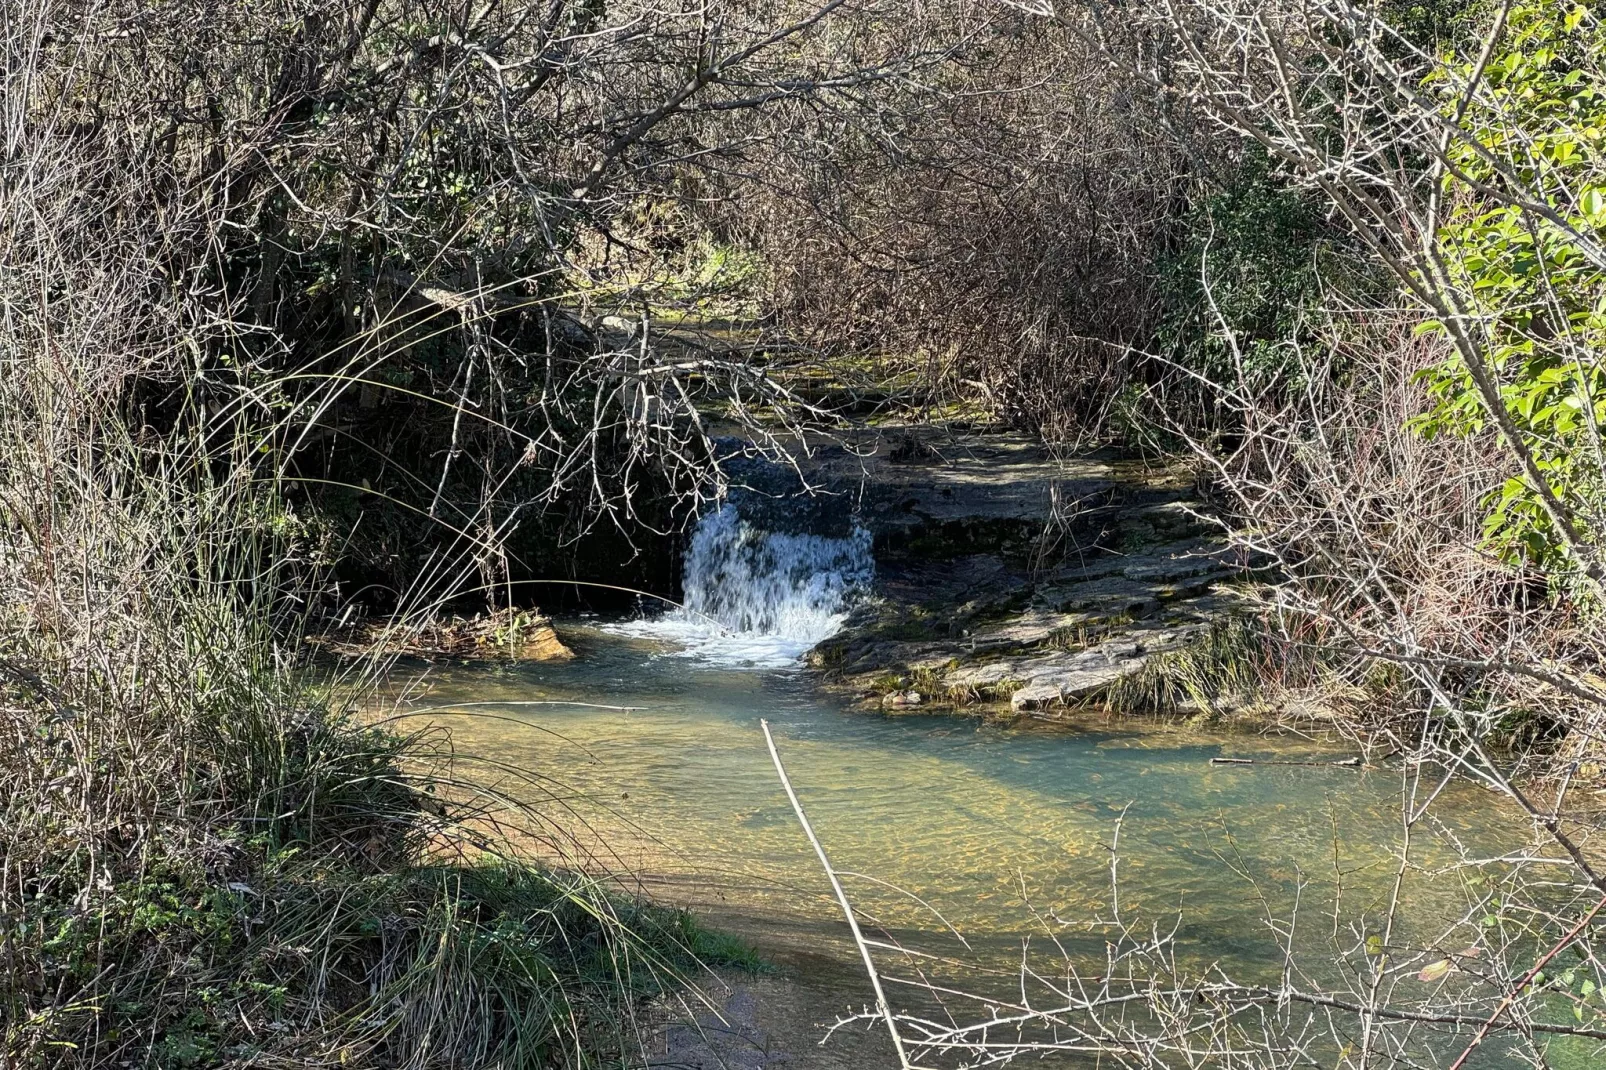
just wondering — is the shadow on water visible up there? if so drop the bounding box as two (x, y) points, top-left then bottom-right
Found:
(396, 625), (1537, 1065)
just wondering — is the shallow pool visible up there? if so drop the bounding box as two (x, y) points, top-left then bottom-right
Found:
(400, 626), (1547, 1067)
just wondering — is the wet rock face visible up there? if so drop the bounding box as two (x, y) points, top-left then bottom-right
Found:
(781, 427), (1260, 716)
(716, 441), (857, 539)
(510, 619), (575, 661)
(952, 626), (1205, 712)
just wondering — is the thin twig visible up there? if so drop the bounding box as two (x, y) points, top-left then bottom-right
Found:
(760, 719), (917, 1070)
(1446, 890), (1606, 1070)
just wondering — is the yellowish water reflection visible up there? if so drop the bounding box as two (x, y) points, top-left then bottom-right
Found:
(400, 628), (1519, 992)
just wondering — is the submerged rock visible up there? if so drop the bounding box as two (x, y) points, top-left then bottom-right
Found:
(652, 984), (786, 1070)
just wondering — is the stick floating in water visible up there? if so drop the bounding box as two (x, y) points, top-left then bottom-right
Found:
(1211, 756), (1362, 767)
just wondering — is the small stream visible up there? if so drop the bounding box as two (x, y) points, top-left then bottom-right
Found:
(402, 506), (1541, 1065)
(411, 636), (1531, 1063)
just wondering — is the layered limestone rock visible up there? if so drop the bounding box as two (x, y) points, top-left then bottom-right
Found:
(787, 426), (1260, 716)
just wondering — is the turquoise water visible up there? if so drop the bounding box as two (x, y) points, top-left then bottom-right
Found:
(400, 627), (1570, 1067)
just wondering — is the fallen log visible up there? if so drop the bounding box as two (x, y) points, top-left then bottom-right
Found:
(1211, 756), (1362, 768)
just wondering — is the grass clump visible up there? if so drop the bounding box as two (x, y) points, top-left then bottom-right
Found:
(1103, 617), (1317, 718)
(0, 523), (740, 1069)
(0, 158), (744, 1070)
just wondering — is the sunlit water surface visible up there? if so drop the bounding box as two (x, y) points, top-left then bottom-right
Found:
(400, 628), (1557, 1066)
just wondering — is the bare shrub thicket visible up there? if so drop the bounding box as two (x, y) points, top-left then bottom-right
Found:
(1104, 0), (1606, 1051)
(685, 7), (1194, 437)
(1181, 312), (1606, 754)
(1104, 0), (1606, 583)
(755, 1), (1606, 1066)
(5, 0), (971, 607)
(1053, 0), (1606, 757)
(0, 108), (704, 1067)
(3, 0), (947, 1061)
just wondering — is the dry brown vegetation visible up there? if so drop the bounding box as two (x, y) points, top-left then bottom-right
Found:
(692, 9), (1193, 436)
(755, 0), (1606, 1065)
(7, 0), (1606, 1065)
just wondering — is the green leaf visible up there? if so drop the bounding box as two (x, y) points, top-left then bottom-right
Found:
(1418, 959), (1455, 982)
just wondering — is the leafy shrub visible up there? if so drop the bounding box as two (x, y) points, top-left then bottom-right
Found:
(1411, 0), (1606, 576)
(1154, 147), (1333, 418)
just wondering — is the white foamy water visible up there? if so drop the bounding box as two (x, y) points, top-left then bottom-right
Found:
(605, 504), (873, 668)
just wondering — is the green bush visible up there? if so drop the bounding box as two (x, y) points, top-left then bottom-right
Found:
(1151, 147), (1336, 429)
(1410, 0), (1606, 578)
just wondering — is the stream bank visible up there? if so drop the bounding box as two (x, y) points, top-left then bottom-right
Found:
(347, 423), (1270, 720)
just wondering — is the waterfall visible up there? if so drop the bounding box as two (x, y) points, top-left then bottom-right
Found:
(608, 504), (873, 668)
